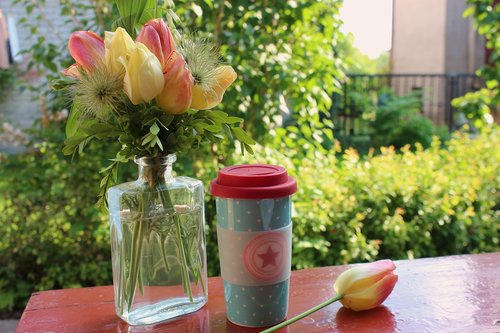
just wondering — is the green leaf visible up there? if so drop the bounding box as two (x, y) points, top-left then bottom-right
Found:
(232, 127), (256, 145)
(81, 123), (121, 139)
(150, 123), (160, 135)
(155, 136), (164, 150)
(209, 110), (229, 120)
(462, 6), (475, 18)
(244, 143), (255, 154)
(113, 0), (152, 36)
(66, 102), (84, 138)
(191, 3), (203, 17)
(139, 8), (165, 25)
(51, 78), (76, 91)
(200, 124), (221, 133)
(141, 133), (155, 146)
(159, 115), (174, 129)
(225, 116), (243, 124)
(223, 124), (234, 140)
(63, 134), (89, 156)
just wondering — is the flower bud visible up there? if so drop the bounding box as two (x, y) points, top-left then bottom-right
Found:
(333, 259), (398, 311)
(136, 19), (175, 71)
(191, 65), (237, 110)
(119, 43), (164, 105)
(104, 27), (136, 75)
(66, 31), (104, 73)
(156, 51), (193, 114)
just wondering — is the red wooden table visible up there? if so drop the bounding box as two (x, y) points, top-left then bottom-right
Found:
(17, 253), (500, 333)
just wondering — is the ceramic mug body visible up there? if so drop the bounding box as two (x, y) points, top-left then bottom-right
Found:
(216, 196), (292, 327)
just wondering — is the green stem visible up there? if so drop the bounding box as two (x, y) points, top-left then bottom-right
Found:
(197, 265), (207, 295)
(260, 294), (344, 333)
(118, 236), (126, 314)
(159, 190), (193, 301)
(173, 215), (193, 301)
(160, 234), (170, 273)
(126, 189), (147, 310)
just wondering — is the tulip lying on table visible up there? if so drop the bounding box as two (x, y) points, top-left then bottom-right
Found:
(261, 260), (398, 333)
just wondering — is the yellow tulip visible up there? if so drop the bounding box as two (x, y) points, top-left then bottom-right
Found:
(156, 51), (193, 114)
(334, 259), (398, 311)
(119, 43), (164, 105)
(190, 65), (237, 110)
(104, 27), (136, 75)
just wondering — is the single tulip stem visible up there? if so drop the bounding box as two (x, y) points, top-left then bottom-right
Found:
(260, 294), (344, 333)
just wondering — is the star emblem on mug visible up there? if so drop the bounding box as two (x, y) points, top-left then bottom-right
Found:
(243, 233), (286, 281)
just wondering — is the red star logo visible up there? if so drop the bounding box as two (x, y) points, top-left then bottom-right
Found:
(257, 245), (280, 269)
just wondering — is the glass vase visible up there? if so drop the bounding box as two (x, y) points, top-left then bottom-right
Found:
(108, 154), (208, 325)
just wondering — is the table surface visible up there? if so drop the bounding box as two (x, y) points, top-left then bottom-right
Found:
(17, 252), (500, 333)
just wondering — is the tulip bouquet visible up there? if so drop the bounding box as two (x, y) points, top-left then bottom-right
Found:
(57, 2), (254, 207)
(262, 260), (398, 333)
(55, 1), (254, 319)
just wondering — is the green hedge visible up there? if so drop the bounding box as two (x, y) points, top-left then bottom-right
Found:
(1, 129), (499, 313)
(243, 130), (498, 268)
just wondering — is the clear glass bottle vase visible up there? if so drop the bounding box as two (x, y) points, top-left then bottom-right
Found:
(108, 154), (208, 325)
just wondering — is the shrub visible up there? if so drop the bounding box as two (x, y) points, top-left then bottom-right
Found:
(335, 90), (450, 153)
(370, 91), (449, 149)
(237, 129), (500, 268)
(0, 124), (133, 312)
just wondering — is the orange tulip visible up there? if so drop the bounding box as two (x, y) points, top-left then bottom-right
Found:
(156, 51), (194, 114)
(262, 260), (398, 333)
(334, 259), (398, 311)
(136, 19), (175, 72)
(61, 63), (81, 78)
(66, 31), (104, 73)
(190, 65), (237, 110)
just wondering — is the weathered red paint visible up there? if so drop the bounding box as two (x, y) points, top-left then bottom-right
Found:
(17, 253), (500, 332)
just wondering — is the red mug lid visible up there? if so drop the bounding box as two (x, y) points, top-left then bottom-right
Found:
(210, 164), (297, 199)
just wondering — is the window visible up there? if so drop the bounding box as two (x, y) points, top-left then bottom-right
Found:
(0, 8), (21, 68)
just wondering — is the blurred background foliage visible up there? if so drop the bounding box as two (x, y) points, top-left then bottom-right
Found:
(451, 0), (499, 128)
(0, 66), (17, 103)
(0, 0), (498, 314)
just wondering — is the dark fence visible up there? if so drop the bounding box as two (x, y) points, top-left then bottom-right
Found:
(332, 73), (483, 135)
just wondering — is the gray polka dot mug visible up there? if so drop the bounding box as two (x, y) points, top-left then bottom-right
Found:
(210, 164), (297, 327)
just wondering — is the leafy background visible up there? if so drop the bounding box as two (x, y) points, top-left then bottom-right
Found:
(0, 0), (498, 314)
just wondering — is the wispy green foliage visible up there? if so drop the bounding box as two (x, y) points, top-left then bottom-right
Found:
(112, 0), (157, 37)
(452, 0), (499, 128)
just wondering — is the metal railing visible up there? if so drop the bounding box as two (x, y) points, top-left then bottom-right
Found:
(331, 73), (483, 135)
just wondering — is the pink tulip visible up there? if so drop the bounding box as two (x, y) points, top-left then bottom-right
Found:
(67, 31), (104, 72)
(334, 259), (398, 311)
(156, 51), (193, 114)
(137, 19), (175, 71)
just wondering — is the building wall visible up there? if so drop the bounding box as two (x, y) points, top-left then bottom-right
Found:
(445, 0), (485, 73)
(392, 0), (485, 74)
(392, 0), (448, 74)
(391, 0), (485, 125)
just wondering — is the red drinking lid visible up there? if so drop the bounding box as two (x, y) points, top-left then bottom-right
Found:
(210, 164), (297, 199)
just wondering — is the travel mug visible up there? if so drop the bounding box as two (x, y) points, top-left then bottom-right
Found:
(210, 164), (297, 327)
